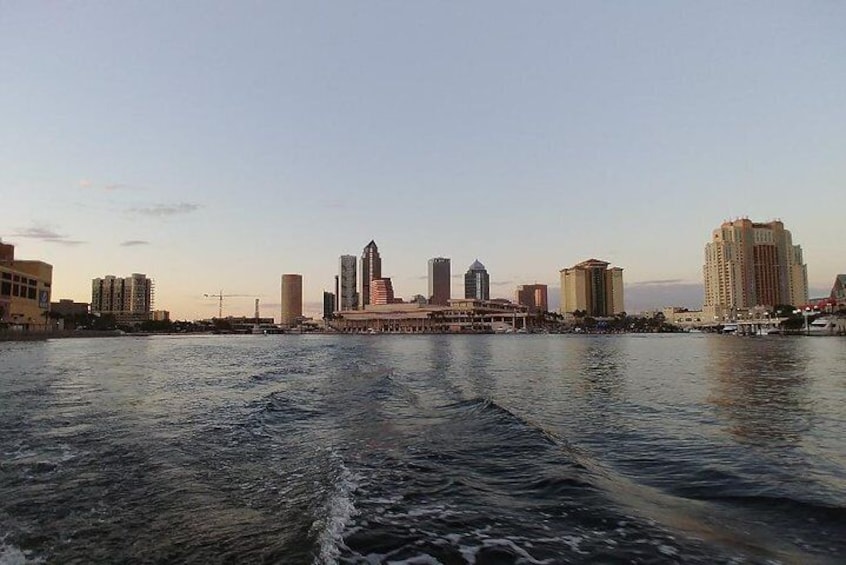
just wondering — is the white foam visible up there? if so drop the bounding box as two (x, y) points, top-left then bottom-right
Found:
(0, 537), (42, 565)
(313, 452), (359, 565)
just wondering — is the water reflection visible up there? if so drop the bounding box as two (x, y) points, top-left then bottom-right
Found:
(706, 338), (810, 444)
(572, 336), (626, 402)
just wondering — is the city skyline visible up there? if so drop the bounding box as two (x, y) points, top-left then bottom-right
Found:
(2, 3), (844, 319)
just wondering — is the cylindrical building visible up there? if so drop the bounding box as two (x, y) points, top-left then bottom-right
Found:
(280, 274), (303, 328)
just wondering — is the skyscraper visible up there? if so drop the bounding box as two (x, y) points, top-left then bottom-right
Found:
(464, 260), (490, 301)
(560, 259), (624, 317)
(427, 257), (451, 305)
(359, 240), (382, 309)
(703, 219), (808, 316)
(338, 255), (357, 311)
(280, 274), (303, 327)
(515, 284), (549, 313)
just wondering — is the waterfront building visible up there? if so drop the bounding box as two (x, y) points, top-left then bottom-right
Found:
(323, 291), (336, 320)
(560, 259), (624, 317)
(330, 299), (538, 333)
(464, 260), (490, 301)
(359, 241), (382, 309)
(371, 278), (400, 305)
(152, 310), (170, 322)
(703, 219), (808, 318)
(338, 255), (357, 311)
(50, 299), (89, 318)
(515, 284), (548, 314)
(280, 274), (303, 327)
(0, 240), (53, 331)
(428, 257), (451, 306)
(91, 273), (152, 325)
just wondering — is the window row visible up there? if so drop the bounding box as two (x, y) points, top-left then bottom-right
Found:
(0, 281), (38, 300)
(1, 272), (38, 286)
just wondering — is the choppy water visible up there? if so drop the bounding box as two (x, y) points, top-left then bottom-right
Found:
(1, 334), (845, 564)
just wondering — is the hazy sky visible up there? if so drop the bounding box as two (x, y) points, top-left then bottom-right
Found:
(2, 2), (844, 319)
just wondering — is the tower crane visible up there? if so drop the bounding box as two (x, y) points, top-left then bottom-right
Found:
(203, 291), (257, 319)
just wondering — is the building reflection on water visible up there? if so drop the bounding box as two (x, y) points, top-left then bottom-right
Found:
(706, 337), (811, 445)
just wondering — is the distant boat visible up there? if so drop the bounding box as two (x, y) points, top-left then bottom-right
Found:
(721, 324), (738, 334)
(806, 317), (838, 336)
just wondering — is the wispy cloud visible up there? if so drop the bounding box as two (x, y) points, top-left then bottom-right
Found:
(130, 202), (201, 217)
(79, 179), (146, 192)
(121, 240), (150, 247)
(12, 226), (86, 246)
(630, 279), (688, 286)
(491, 280), (514, 286)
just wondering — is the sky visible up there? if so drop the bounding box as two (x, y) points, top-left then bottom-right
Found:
(2, 1), (844, 319)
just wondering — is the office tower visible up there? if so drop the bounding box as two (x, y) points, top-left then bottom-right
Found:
(560, 259), (624, 317)
(323, 291), (336, 320)
(91, 273), (153, 323)
(359, 240), (382, 309)
(338, 255), (357, 311)
(370, 278), (396, 305)
(515, 284), (549, 314)
(428, 257), (451, 306)
(703, 219), (808, 314)
(464, 260), (490, 301)
(280, 274), (303, 327)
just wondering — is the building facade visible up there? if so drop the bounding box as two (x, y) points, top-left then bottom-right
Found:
(428, 257), (451, 306)
(560, 259), (624, 317)
(370, 278), (398, 305)
(832, 275), (846, 304)
(330, 299), (536, 334)
(0, 241), (53, 331)
(359, 240), (382, 309)
(338, 255), (357, 311)
(323, 291), (336, 320)
(280, 274), (303, 327)
(515, 284), (549, 313)
(91, 273), (152, 324)
(464, 260), (490, 301)
(50, 299), (89, 318)
(703, 219), (808, 317)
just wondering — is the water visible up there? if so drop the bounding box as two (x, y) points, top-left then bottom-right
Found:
(1, 334), (845, 564)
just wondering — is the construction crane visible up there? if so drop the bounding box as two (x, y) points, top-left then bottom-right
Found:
(203, 291), (257, 319)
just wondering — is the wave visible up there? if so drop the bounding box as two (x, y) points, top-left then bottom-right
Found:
(434, 397), (829, 564)
(311, 451), (359, 565)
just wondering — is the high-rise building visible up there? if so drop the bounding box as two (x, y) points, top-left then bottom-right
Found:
(703, 219), (808, 316)
(370, 278), (397, 305)
(516, 284), (549, 313)
(560, 259), (624, 317)
(832, 275), (846, 304)
(323, 291), (336, 320)
(280, 274), (303, 327)
(428, 257), (451, 306)
(91, 273), (153, 324)
(464, 260), (490, 301)
(0, 240), (53, 331)
(279, 274), (303, 328)
(359, 240), (382, 309)
(338, 255), (357, 311)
